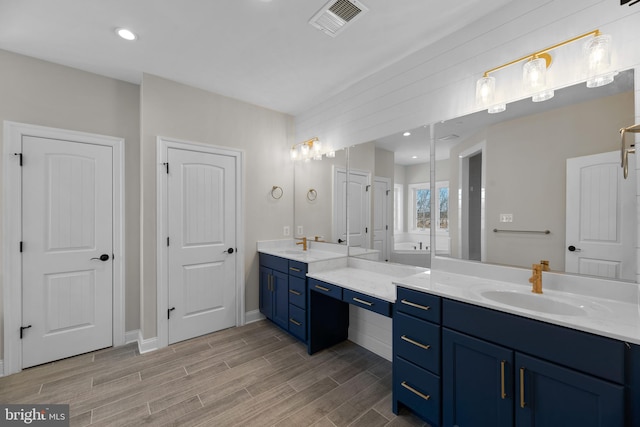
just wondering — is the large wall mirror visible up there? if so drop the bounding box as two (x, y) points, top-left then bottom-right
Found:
(340, 68), (636, 283)
(293, 148), (348, 245)
(434, 68), (636, 281)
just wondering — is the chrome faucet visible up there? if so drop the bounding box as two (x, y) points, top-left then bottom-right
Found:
(295, 237), (308, 251)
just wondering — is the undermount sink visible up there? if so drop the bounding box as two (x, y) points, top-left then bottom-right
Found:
(480, 290), (587, 316)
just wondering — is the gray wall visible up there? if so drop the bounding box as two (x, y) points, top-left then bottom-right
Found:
(0, 49), (141, 360)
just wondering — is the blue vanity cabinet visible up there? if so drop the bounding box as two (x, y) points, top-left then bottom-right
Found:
(259, 253), (308, 336)
(442, 298), (626, 427)
(442, 328), (513, 427)
(392, 287), (442, 426)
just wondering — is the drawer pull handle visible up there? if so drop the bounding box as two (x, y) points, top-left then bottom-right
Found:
(352, 297), (373, 306)
(500, 360), (507, 399)
(315, 285), (330, 292)
(289, 289), (302, 296)
(289, 267), (302, 272)
(401, 299), (430, 311)
(520, 367), (526, 408)
(401, 382), (430, 401)
(289, 318), (302, 326)
(401, 335), (430, 350)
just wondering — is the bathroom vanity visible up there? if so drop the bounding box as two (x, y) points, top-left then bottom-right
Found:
(258, 241), (640, 426)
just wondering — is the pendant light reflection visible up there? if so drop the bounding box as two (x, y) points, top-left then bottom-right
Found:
(475, 30), (614, 114)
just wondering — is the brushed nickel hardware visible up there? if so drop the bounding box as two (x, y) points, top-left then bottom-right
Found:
(289, 318), (302, 326)
(401, 335), (431, 350)
(315, 285), (330, 292)
(520, 367), (526, 408)
(620, 123), (640, 179)
(289, 267), (301, 272)
(352, 297), (373, 306)
(270, 185), (283, 199)
(493, 228), (550, 234)
(500, 360), (507, 399)
(400, 299), (430, 311)
(401, 382), (430, 401)
(289, 289), (302, 296)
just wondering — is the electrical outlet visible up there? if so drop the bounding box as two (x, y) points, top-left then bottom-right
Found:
(500, 214), (513, 223)
(297, 226), (303, 236)
(283, 226), (290, 236)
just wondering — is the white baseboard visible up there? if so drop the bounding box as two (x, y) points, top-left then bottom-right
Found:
(0, 359), (4, 377)
(137, 330), (159, 354)
(125, 329), (140, 345)
(245, 309), (265, 324)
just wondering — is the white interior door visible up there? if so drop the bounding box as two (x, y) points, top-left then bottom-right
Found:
(373, 177), (390, 261)
(565, 151), (636, 280)
(334, 168), (348, 244)
(347, 170), (371, 248)
(22, 136), (113, 368)
(167, 147), (237, 344)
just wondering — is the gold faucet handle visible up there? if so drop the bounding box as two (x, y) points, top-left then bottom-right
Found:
(540, 260), (550, 271)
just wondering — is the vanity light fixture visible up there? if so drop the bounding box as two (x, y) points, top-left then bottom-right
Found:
(290, 137), (333, 161)
(116, 28), (137, 41)
(476, 29), (614, 113)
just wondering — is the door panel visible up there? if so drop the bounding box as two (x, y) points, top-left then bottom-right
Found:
(22, 136), (113, 368)
(168, 148), (237, 344)
(566, 151), (636, 280)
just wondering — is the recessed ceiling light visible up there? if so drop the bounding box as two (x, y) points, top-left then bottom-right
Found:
(116, 28), (137, 41)
(403, 132), (411, 136)
(412, 155), (418, 159)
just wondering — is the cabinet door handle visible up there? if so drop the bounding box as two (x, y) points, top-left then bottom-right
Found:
(289, 267), (301, 272)
(353, 297), (373, 306)
(289, 289), (301, 296)
(401, 381), (430, 401)
(315, 285), (330, 292)
(289, 318), (302, 326)
(400, 299), (430, 311)
(401, 335), (431, 350)
(500, 360), (507, 399)
(520, 367), (526, 408)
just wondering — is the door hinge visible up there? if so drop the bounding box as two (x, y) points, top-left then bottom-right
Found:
(386, 225), (389, 230)
(168, 307), (175, 319)
(365, 227), (368, 233)
(14, 153), (23, 166)
(386, 190), (390, 196)
(167, 237), (170, 247)
(19, 241), (23, 252)
(20, 324), (32, 339)
(162, 162), (169, 174)
(366, 185), (370, 192)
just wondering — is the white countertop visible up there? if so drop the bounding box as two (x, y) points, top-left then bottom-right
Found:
(257, 239), (347, 263)
(395, 270), (640, 345)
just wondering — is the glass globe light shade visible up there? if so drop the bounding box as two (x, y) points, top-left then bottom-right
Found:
(584, 34), (613, 88)
(476, 77), (495, 107)
(523, 57), (548, 93)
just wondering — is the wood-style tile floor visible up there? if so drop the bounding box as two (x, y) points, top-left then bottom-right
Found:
(0, 320), (429, 426)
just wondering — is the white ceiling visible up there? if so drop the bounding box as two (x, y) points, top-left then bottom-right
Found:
(0, 0), (511, 115)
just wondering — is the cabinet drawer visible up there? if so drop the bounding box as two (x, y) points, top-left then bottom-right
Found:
(288, 260), (308, 278)
(288, 276), (306, 309)
(288, 304), (306, 341)
(396, 287), (441, 324)
(259, 253), (288, 273)
(394, 356), (440, 426)
(343, 289), (392, 317)
(394, 312), (440, 374)
(309, 278), (342, 300)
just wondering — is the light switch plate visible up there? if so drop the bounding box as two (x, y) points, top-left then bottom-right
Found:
(500, 214), (513, 223)
(283, 226), (290, 236)
(297, 225), (303, 235)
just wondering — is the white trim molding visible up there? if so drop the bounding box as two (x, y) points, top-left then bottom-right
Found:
(137, 330), (159, 354)
(156, 136), (245, 350)
(2, 121), (126, 376)
(245, 310), (266, 324)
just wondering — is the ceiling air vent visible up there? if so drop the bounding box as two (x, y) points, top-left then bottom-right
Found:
(309, 0), (369, 37)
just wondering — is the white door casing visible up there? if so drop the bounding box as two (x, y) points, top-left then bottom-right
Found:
(157, 137), (245, 349)
(566, 151), (636, 280)
(167, 147), (237, 344)
(3, 121), (124, 376)
(333, 168), (348, 245)
(333, 168), (371, 247)
(373, 177), (391, 261)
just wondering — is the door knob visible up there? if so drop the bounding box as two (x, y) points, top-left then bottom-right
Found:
(338, 238), (346, 244)
(91, 254), (110, 261)
(567, 245), (581, 252)
(225, 248), (235, 254)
